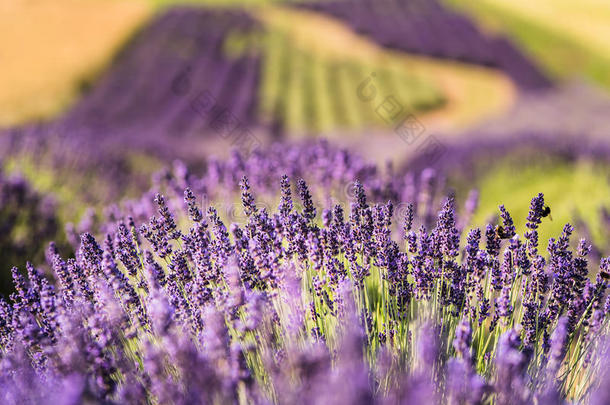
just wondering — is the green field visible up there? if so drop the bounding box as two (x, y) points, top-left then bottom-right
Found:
(446, 0), (610, 89)
(255, 5), (516, 135)
(256, 28), (445, 134)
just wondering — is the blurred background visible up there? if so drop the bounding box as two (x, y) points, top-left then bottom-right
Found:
(1, 0), (610, 294)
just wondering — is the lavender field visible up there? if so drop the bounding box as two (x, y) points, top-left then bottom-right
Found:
(1, 0), (610, 404)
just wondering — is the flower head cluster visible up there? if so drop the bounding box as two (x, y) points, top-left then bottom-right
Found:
(0, 171), (609, 404)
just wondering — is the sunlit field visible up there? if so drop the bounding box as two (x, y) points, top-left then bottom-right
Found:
(0, 0), (152, 127)
(446, 0), (610, 88)
(1, 0), (610, 403)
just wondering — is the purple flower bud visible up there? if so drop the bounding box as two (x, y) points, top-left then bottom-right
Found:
(453, 316), (472, 361)
(184, 187), (203, 222)
(297, 179), (316, 222)
(402, 202), (415, 238)
(239, 176), (256, 217)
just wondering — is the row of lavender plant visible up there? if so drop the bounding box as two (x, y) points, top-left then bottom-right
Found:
(298, 0), (550, 90)
(1, 161), (609, 403)
(61, 8), (262, 139)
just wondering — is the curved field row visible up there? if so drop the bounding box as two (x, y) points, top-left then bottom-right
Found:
(257, 5), (516, 135)
(0, 1), (519, 141)
(296, 0), (551, 90)
(256, 27), (444, 134)
(59, 8), (262, 144)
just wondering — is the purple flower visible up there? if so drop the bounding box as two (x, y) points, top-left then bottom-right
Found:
(278, 174), (293, 220)
(239, 176), (257, 217)
(498, 204), (516, 239)
(402, 202), (415, 236)
(297, 179), (316, 222)
(184, 187), (203, 222)
(525, 193), (545, 257)
(495, 329), (531, 404)
(453, 316), (472, 362)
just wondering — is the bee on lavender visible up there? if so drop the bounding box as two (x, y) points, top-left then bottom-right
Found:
(542, 205), (552, 220)
(494, 225), (512, 240)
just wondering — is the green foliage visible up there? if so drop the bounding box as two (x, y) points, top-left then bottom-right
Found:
(445, 0), (610, 89)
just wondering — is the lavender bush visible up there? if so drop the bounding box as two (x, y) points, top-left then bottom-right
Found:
(1, 155), (609, 403)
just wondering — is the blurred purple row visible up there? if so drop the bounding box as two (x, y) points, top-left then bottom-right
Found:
(298, 0), (551, 89)
(60, 8), (263, 142)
